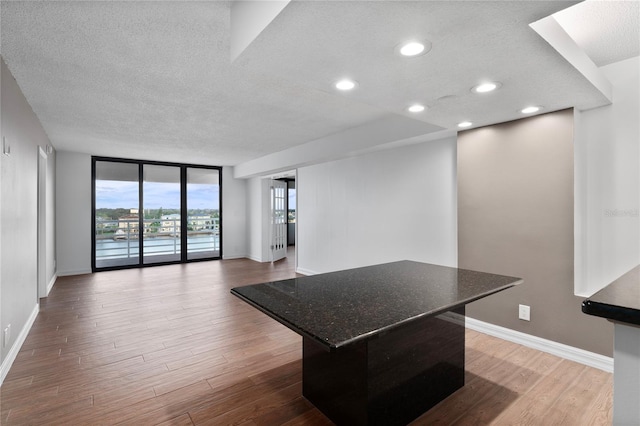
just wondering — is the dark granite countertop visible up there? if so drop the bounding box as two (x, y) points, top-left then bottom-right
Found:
(582, 265), (640, 327)
(231, 260), (522, 351)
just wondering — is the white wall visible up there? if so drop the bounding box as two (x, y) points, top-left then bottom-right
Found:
(222, 167), (248, 259)
(245, 176), (271, 262)
(297, 136), (457, 275)
(1, 57), (55, 380)
(575, 56), (640, 296)
(56, 151), (92, 276)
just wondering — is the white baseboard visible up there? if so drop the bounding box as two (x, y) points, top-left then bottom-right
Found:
(46, 273), (57, 296)
(56, 269), (92, 277)
(0, 303), (40, 386)
(295, 267), (319, 276)
(222, 254), (246, 260)
(464, 315), (613, 373)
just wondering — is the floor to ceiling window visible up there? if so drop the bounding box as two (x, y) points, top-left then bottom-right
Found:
(142, 164), (182, 265)
(186, 167), (221, 260)
(94, 161), (141, 269)
(93, 157), (222, 271)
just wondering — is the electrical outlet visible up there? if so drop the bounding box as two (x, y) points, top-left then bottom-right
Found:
(3, 324), (11, 348)
(518, 304), (530, 321)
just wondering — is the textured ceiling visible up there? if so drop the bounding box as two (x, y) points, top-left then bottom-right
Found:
(554, 0), (640, 67)
(0, 1), (637, 167)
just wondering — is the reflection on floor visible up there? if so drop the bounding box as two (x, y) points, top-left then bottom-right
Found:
(95, 251), (221, 269)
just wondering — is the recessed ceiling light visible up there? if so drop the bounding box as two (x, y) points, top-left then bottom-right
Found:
(458, 121), (473, 128)
(471, 82), (501, 93)
(335, 79), (357, 91)
(395, 40), (432, 57)
(400, 42), (425, 56)
(407, 104), (426, 113)
(521, 106), (542, 114)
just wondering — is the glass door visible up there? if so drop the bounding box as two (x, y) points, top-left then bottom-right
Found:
(186, 167), (221, 260)
(143, 165), (181, 264)
(270, 179), (287, 262)
(94, 161), (141, 269)
(93, 158), (222, 271)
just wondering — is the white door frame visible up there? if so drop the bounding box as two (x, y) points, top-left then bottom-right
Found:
(37, 146), (48, 299)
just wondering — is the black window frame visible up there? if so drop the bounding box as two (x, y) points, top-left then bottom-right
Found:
(92, 156), (223, 272)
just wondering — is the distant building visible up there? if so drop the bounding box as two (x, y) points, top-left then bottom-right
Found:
(160, 214), (181, 235)
(118, 214), (140, 234)
(189, 215), (218, 231)
(113, 213), (140, 239)
(154, 214), (220, 235)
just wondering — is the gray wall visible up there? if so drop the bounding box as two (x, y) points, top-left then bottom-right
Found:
(46, 149), (57, 287)
(1, 57), (56, 367)
(0, 56), (3, 373)
(459, 108), (613, 356)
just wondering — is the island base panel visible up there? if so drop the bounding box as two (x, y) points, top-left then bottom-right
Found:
(303, 308), (465, 425)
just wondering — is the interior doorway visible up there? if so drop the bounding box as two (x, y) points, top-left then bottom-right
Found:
(268, 171), (296, 265)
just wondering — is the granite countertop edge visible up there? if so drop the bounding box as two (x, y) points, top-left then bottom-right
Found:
(582, 264), (640, 327)
(582, 300), (640, 327)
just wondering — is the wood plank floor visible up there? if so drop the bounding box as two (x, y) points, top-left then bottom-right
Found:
(0, 255), (612, 425)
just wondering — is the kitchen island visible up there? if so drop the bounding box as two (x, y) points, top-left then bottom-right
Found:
(231, 260), (521, 425)
(582, 265), (640, 425)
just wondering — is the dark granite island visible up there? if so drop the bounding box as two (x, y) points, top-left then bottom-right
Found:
(231, 260), (522, 425)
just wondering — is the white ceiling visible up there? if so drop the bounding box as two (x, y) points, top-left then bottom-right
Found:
(554, 0), (640, 67)
(1, 1), (638, 167)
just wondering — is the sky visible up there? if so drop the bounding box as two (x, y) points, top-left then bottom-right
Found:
(289, 188), (296, 209)
(97, 180), (296, 210)
(96, 180), (220, 210)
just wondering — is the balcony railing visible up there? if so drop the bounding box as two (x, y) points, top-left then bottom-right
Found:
(95, 218), (220, 262)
